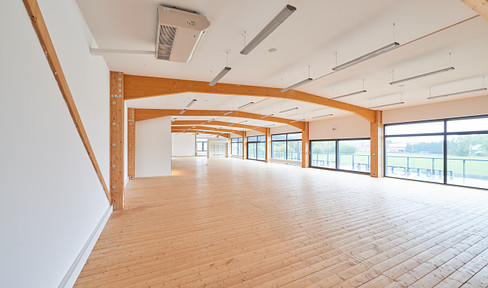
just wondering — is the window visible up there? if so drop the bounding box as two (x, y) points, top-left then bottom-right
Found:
(271, 132), (302, 161)
(231, 137), (242, 156)
(196, 139), (207, 152)
(310, 139), (370, 173)
(247, 135), (265, 161)
(385, 115), (488, 189)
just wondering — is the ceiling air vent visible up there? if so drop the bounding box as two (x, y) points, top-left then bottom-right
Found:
(157, 6), (210, 63)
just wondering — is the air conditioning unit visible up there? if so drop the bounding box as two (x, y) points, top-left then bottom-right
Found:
(157, 6), (210, 63)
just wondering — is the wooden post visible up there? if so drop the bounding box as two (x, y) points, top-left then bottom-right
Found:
(128, 108), (135, 180)
(301, 122), (310, 168)
(242, 131), (247, 160)
(265, 128), (272, 163)
(194, 134), (197, 156)
(370, 111), (383, 178)
(110, 71), (124, 210)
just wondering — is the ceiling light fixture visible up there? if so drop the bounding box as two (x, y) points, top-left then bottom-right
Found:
(331, 89), (367, 100)
(312, 114), (333, 119)
(238, 102), (255, 109)
(333, 42), (400, 71)
(260, 114), (274, 118)
(223, 111), (234, 116)
(281, 78), (313, 92)
(264, 124), (275, 127)
(427, 87), (487, 100)
(209, 67), (232, 86)
(240, 5), (296, 55)
(368, 101), (404, 109)
(237, 120), (248, 124)
(186, 99), (197, 107)
(390, 67), (455, 85)
(179, 109), (186, 115)
(279, 107), (298, 113)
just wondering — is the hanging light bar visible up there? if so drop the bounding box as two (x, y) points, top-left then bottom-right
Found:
(332, 42), (400, 71)
(186, 99), (197, 107)
(209, 67), (232, 86)
(312, 114), (333, 119)
(331, 89), (367, 100)
(369, 101), (404, 109)
(238, 102), (255, 109)
(260, 114), (274, 118)
(280, 78), (313, 92)
(223, 110), (234, 116)
(179, 109), (187, 115)
(264, 124), (275, 127)
(427, 87), (487, 100)
(390, 67), (455, 85)
(240, 5), (297, 55)
(279, 107), (298, 113)
(237, 120), (248, 124)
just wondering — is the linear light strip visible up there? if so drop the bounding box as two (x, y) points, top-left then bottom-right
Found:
(390, 67), (455, 85)
(209, 67), (232, 86)
(427, 87), (487, 100)
(223, 110), (234, 116)
(312, 114), (333, 119)
(240, 5), (296, 55)
(238, 102), (255, 109)
(331, 89), (367, 100)
(368, 101), (404, 109)
(179, 109), (186, 115)
(333, 42), (399, 71)
(281, 77), (313, 92)
(260, 114), (274, 118)
(279, 107), (298, 113)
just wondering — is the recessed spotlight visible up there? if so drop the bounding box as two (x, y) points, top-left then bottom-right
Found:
(268, 48), (278, 54)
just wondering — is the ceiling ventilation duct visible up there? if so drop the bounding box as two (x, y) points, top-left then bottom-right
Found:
(157, 6), (210, 63)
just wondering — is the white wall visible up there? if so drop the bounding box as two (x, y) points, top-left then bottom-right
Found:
(172, 133), (196, 156)
(270, 125), (301, 135)
(136, 117), (172, 177)
(0, 0), (111, 287)
(310, 115), (370, 140)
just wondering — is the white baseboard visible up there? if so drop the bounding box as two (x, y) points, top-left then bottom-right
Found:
(58, 204), (113, 288)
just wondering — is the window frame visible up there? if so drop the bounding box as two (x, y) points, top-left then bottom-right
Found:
(231, 137), (243, 156)
(383, 114), (488, 190)
(271, 132), (302, 162)
(247, 135), (265, 161)
(309, 138), (371, 175)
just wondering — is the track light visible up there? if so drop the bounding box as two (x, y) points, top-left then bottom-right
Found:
(427, 88), (487, 100)
(179, 109), (186, 115)
(240, 5), (296, 55)
(238, 102), (255, 109)
(369, 101), (404, 109)
(186, 99), (197, 107)
(390, 67), (455, 85)
(281, 78), (313, 92)
(223, 111), (234, 116)
(209, 67), (232, 86)
(260, 114), (274, 118)
(279, 107), (298, 113)
(333, 42), (399, 71)
(331, 90), (367, 100)
(312, 114), (333, 119)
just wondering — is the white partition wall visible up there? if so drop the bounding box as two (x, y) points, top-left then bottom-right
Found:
(136, 117), (172, 177)
(207, 138), (229, 158)
(172, 133), (196, 156)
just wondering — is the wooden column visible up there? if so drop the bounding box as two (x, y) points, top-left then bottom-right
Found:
(370, 111), (383, 178)
(110, 71), (124, 209)
(301, 122), (310, 168)
(242, 131), (247, 160)
(265, 128), (272, 163)
(128, 108), (135, 180)
(194, 134), (197, 156)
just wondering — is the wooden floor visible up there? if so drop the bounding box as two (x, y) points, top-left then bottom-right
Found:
(76, 157), (488, 287)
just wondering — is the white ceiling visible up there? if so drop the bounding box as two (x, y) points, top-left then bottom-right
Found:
(77, 0), (488, 130)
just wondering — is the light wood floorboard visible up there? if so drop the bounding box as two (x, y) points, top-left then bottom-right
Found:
(75, 157), (488, 287)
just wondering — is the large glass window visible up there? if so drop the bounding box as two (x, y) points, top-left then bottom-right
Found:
(310, 139), (370, 173)
(196, 139), (207, 152)
(231, 137), (242, 156)
(385, 115), (488, 189)
(248, 135), (265, 161)
(271, 132), (302, 161)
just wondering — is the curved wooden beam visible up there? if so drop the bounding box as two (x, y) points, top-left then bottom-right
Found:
(172, 128), (230, 138)
(135, 109), (305, 130)
(173, 126), (243, 134)
(461, 0), (488, 21)
(172, 120), (267, 133)
(124, 75), (376, 123)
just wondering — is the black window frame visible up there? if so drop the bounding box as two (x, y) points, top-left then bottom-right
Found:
(384, 114), (488, 190)
(271, 132), (302, 161)
(309, 138), (371, 175)
(247, 135), (266, 161)
(231, 137), (243, 156)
